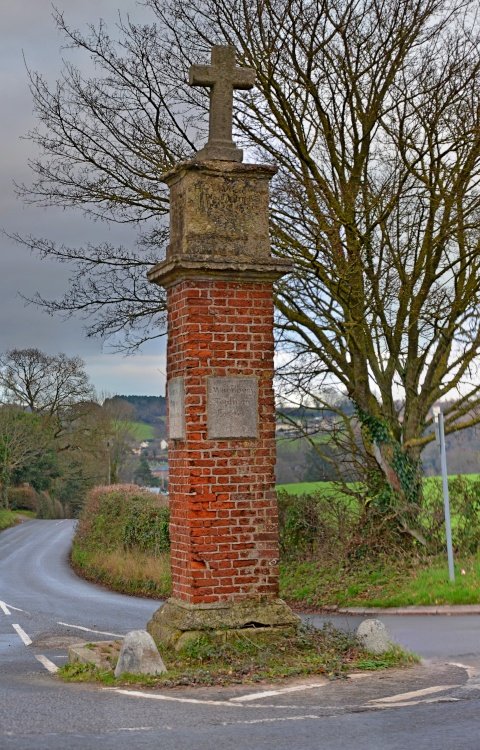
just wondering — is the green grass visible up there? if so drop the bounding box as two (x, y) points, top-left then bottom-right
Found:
(127, 421), (155, 441)
(277, 480), (344, 495)
(71, 536), (480, 608)
(0, 509), (18, 531)
(70, 477), (480, 610)
(277, 474), (480, 496)
(0, 509), (35, 531)
(277, 434), (331, 449)
(280, 555), (480, 608)
(71, 543), (171, 599)
(58, 624), (418, 688)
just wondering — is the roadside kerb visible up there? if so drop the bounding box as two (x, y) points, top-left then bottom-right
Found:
(318, 605), (480, 615)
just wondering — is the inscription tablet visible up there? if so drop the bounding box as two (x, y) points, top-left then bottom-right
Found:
(208, 376), (258, 439)
(168, 377), (185, 440)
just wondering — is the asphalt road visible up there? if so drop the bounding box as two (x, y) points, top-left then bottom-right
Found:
(2, 519), (480, 750)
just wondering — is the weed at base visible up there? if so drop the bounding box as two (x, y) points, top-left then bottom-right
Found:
(58, 624), (417, 689)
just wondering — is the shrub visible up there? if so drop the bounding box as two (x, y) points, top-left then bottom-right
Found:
(76, 484), (170, 556)
(36, 492), (65, 519)
(421, 475), (480, 555)
(277, 489), (359, 562)
(8, 484), (39, 513)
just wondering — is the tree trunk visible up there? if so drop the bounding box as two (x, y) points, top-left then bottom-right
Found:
(356, 407), (425, 547)
(0, 476), (9, 510)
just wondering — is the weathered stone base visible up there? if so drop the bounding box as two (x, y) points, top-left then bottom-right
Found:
(147, 597), (300, 651)
(68, 640), (121, 671)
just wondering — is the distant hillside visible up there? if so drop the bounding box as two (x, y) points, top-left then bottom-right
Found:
(276, 405), (480, 479)
(105, 395), (166, 426)
(104, 395), (479, 478)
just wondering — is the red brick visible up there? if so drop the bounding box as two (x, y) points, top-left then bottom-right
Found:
(166, 278), (279, 604)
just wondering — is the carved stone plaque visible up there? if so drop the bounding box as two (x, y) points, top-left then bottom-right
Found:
(207, 376), (258, 439)
(168, 377), (185, 440)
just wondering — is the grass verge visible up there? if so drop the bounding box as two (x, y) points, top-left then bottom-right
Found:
(58, 624), (418, 688)
(71, 543), (480, 608)
(0, 509), (35, 531)
(280, 555), (480, 608)
(71, 543), (171, 598)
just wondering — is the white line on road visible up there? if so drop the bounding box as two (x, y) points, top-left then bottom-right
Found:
(0, 601), (24, 613)
(369, 697), (460, 709)
(107, 688), (244, 707)
(229, 681), (328, 702)
(12, 623), (32, 646)
(35, 655), (59, 673)
(57, 622), (124, 638)
(0, 601), (11, 615)
(368, 685), (457, 704)
(223, 697), (462, 725)
(223, 714), (323, 725)
(117, 727), (155, 732)
(106, 688), (298, 710)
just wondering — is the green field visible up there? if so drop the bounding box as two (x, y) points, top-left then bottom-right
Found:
(276, 480), (340, 495)
(127, 421), (155, 441)
(277, 474), (480, 496)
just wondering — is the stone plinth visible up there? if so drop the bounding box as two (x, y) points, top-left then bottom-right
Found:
(148, 598), (300, 651)
(147, 158), (293, 642)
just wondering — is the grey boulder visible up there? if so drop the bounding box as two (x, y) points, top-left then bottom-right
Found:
(356, 619), (393, 655)
(115, 629), (167, 677)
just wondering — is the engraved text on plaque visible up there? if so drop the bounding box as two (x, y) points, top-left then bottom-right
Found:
(208, 376), (258, 439)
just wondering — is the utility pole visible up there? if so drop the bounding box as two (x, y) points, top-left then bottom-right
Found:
(433, 406), (455, 583)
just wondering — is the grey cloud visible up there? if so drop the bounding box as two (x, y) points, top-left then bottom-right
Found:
(0, 0), (165, 396)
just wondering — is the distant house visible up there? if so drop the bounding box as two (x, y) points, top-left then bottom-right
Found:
(151, 462), (169, 490)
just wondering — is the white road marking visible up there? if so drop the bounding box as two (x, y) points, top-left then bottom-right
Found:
(12, 623), (32, 646)
(107, 688), (299, 710)
(35, 655), (59, 673)
(223, 714), (322, 725)
(229, 681), (328, 702)
(370, 697), (460, 709)
(117, 727), (155, 732)
(368, 685), (457, 704)
(107, 688), (243, 707)
(0, 601), (11, 615)
(224, 697), (462, 725)
(57, 622), (123, 638)
(0, 601), (24, 613)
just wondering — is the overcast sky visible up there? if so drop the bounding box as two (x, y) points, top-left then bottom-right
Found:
(0, 0), (166, 398)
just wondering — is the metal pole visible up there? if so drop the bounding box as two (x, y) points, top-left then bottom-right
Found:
(434, 408), (455, 583)
(106, 440), (111, 485)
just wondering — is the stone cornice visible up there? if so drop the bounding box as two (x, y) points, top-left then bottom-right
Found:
(147, 255), (292, 288)
(161, 159), (278, 187)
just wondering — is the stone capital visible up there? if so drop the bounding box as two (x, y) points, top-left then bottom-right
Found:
(153, 159), (282, 274)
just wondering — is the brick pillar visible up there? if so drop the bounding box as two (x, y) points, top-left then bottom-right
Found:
(167, 278), (278, 604)
(147, 160), (297, 645)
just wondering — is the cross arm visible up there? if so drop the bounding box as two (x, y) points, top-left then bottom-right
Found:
(189, 65), (216, 87)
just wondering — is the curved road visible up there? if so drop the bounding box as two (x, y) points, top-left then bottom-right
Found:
(2, 519), (480, 750)
(1, 519), (158, 638)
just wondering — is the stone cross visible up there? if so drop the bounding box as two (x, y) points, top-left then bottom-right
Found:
(189, 45), (255, 162)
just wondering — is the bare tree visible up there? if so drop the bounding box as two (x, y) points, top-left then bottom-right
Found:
(101, 398), (137, 483)
(0, 407), (48, 508)
(0, 348), (94, 416)
(16, 0), (480, 526)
